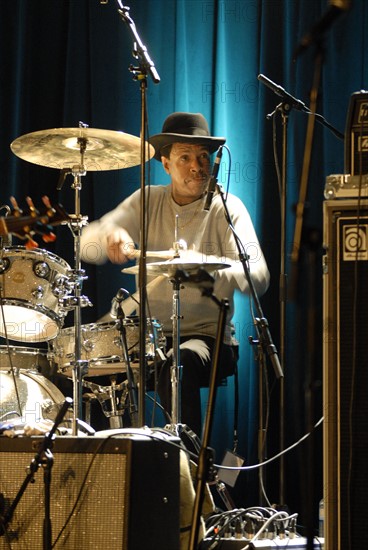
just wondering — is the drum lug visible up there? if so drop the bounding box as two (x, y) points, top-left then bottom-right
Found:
(82, 339), (95, 353)
(52, 275), (73, 298)
(113, 336), (123, 349)
(32, 285), (44, 300)
(0, 257), (10, 274)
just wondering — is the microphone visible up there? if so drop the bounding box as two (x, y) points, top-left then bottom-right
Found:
(204, 146), (223, 211)
(293, 0), (351, 60)
(110, 288), (128, 318)
(257, 74), (308, 112)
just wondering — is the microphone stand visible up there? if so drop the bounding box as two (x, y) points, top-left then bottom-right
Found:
(0, 398), (72, 549)
(258, 73), (343, 506)
(218, 185), (283, 381)
(114, 1), (160, 426)
(116, 298), (139, 427)
(216, 176), (283, 507)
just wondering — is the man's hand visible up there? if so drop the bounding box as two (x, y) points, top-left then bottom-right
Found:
(106, 228), (137, 264)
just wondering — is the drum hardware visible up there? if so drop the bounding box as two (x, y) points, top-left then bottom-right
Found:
(169, 272), (183, 428)
(113, 291), (139, 427)
(61, 157), (91, 435)
(82, 377), (131, 429)
(61, 294), (93, 311)
(82, 392), (97, 427)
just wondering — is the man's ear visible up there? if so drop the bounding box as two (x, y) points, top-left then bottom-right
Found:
(162, 156), (170, 175)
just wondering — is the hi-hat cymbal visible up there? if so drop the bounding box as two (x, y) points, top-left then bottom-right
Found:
(10, 127), (154, 171)
(122, 258), (230, 277)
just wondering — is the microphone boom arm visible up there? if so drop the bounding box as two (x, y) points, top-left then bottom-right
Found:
(218, 185), (283, 379)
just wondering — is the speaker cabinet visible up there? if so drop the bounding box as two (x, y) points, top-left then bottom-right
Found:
(344, 90), (368, 176)
(0, 434), (180, 549)
(323, 199), (368, 550)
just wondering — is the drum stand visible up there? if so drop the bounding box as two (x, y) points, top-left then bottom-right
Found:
(169, 273), (182, 428)
(58, 136), (92, 435)
(83, 377), (130, 428)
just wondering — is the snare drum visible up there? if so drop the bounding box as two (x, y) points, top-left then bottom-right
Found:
(0, 370), (70, 424)
(50, 318), (166, 377)
(122, 316), (166, 362)
(0, 246), (72, 343)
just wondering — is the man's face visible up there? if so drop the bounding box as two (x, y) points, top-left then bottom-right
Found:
(162, 143), (211, 205)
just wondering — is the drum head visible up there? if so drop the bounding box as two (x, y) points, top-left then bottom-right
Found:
(0, 370), (68, 424)
(0, 246), (71, 343)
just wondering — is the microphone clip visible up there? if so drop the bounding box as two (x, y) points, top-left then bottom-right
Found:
(204, 146), (224, 211)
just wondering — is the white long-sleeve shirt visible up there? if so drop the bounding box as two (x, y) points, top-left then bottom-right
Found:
(80, 184), (269, 344)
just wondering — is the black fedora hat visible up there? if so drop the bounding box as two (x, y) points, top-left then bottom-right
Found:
(149, 112), (226, 161)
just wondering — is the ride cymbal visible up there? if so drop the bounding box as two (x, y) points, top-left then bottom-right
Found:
(10, 127), (154, 171)
(122, 258), (230, 277)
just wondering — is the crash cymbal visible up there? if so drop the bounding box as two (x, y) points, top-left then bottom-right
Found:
(122, 258), (230, 277)
(10, 127), (154, 171)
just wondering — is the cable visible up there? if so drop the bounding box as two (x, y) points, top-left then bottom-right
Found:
(214, 416), (323, 472)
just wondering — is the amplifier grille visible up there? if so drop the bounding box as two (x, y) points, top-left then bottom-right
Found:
(0, 435), (180, 549)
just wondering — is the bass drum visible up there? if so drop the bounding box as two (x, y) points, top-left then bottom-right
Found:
(0, 370), (69, 424)
(0, 345), (49, 373)
(0, 246), (72, 343)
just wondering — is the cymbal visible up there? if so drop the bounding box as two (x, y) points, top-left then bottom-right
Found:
(130, 249), (176, 260)
(122, 259), (230, 277)
(10, 127), (154, 171)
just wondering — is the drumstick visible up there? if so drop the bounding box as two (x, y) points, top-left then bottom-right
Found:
(97, 274), (166, 322)
(129, 249), (175, 259)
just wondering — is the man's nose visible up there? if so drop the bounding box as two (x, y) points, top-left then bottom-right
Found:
(190, 157), (203, 172)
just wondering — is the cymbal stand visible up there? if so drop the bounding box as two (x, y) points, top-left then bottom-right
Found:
(58, 136), (91, 435)
(167, 219), (187, 431)
(169, 273), (182, 428)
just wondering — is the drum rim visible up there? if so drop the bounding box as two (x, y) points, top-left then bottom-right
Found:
(0, 299), (62, 342)
(0, 345), (47, 355)
(2, 245), (71, 270)
(59, 321), (118, 334)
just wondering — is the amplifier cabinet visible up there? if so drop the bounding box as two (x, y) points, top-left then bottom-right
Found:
(344, 90), (368, 176)
(0, 434), (180, 549)
(323, 199), (368, 550)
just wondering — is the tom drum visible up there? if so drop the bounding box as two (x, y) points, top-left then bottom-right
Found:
(0, 246), (72, 343)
